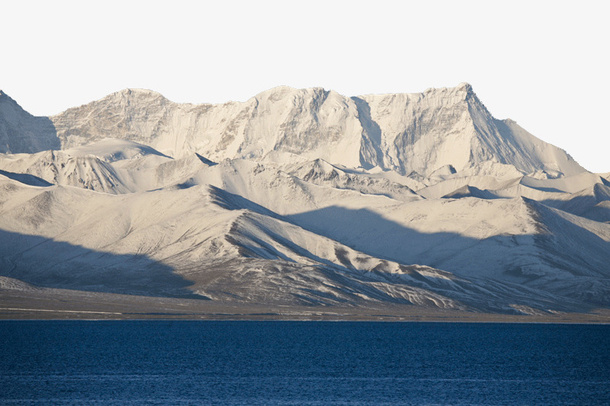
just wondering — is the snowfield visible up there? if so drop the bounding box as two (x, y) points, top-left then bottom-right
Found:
(1, 84), (609, 317)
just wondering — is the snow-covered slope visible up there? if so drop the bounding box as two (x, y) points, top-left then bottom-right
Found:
(0, 138), (216, 194)
(0, 85), (608, 316)
(49, 84), (586, 178)
(0, 149), (129, 194)
(358, 83), (585, 177)
(287, 159), (421, 202)
(541, 182), (610, 223)
(1, 173), (604, 312)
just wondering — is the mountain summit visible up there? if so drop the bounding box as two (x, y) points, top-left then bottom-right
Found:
(356, 83), (585, 177)
(48, 84), (585, 178)
(1, 84), (608, 319)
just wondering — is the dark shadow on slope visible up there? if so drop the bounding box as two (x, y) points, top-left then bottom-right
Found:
(195, 153), (217, 166)
(209, 185), (610, 291)
(541, 184), (610, 223)
(541, 196), (610, 223)
(213, 188), (352, 270)
(527, 198), (610, 278)
(285, 204), (610, 309)
(520, 184), (567, 194)
(185, 184), (610, 311)
(442, 185), (501, 200)
(287, 206), (476, 268)
(0, 229), (202, 299)
(0, 170), (53, 187)
(582, 203), (610, 223)
(352, 97), (384, 169)
(0, 92), (61, 153)
(209, 185), (283, 219)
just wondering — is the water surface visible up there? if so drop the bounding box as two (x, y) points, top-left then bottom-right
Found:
(1, 321), (609, 405)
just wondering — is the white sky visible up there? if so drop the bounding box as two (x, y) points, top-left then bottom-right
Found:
(1, 0), (608, 172)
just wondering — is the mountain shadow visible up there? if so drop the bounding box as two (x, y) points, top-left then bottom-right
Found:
(351, 96), (384, 169)
(0, 92), (61, 154)
(0, 169), (53, 187)
(0, 229), (202, 299)
(208, 185), (282, 219)
(287, 206), (470, 268)
(540, 183), (610, 223)
(285, 205), (610, 308)
(541, 195), (610, 223)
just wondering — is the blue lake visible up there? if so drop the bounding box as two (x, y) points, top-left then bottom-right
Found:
(1, 321), (609, 405)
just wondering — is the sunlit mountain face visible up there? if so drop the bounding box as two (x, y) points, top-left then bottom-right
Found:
(1, 84), (609, 317)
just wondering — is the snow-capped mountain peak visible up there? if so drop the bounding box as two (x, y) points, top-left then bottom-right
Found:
(1, 84), (608, 318)
(44, 84), (587, 179)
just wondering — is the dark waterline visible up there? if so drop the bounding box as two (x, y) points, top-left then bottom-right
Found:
(1, 321), (609, 405)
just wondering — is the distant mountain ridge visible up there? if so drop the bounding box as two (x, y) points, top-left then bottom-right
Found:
(38, 84), (585, 178)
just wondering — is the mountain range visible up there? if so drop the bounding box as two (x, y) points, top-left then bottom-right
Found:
(1, 84), (609, 319)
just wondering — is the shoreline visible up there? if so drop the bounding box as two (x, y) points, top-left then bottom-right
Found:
(3, 287), (609, 324)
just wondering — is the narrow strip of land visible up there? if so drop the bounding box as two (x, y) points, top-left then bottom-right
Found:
(2, 287), (609, 323)
(0, 307), (122, 315)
